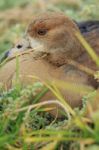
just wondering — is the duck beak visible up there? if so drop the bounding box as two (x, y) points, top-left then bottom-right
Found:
(8, 37), (30, 57)
(0, 35), (44, 63)
(0, 37), (31, 63)
(0, 50), (10, 63)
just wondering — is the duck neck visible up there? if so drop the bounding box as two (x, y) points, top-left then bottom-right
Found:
(44, 41), (85, 67)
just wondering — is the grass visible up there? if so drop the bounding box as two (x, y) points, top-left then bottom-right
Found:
(0, 0), (99, 150)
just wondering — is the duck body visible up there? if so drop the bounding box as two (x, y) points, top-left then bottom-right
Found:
(0, 12), (99, 113)
(0, 51), (94, 109)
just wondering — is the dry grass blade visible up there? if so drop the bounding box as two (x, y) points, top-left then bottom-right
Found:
(44, 81), (76, 116)
(66, 59), (95, 76)
(13, 100), (71, 119)
(52, 79), (94, 95)
(40, 141), (57, 150)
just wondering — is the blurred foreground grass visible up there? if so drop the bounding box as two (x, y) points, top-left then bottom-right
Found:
(0, 0), (99, 150)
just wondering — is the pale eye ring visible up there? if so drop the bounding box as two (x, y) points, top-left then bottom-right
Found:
(37, 29), (47, 35)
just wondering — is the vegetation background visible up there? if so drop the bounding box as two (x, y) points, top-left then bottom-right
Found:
(0, 0), (99, 150)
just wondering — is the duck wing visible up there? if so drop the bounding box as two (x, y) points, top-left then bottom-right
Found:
(76, 20), (99, 33)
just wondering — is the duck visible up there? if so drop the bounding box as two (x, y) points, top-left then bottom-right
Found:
(0, 12), (99, 115)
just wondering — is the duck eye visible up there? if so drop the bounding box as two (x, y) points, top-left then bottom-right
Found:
(37, 29), (47, 35)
